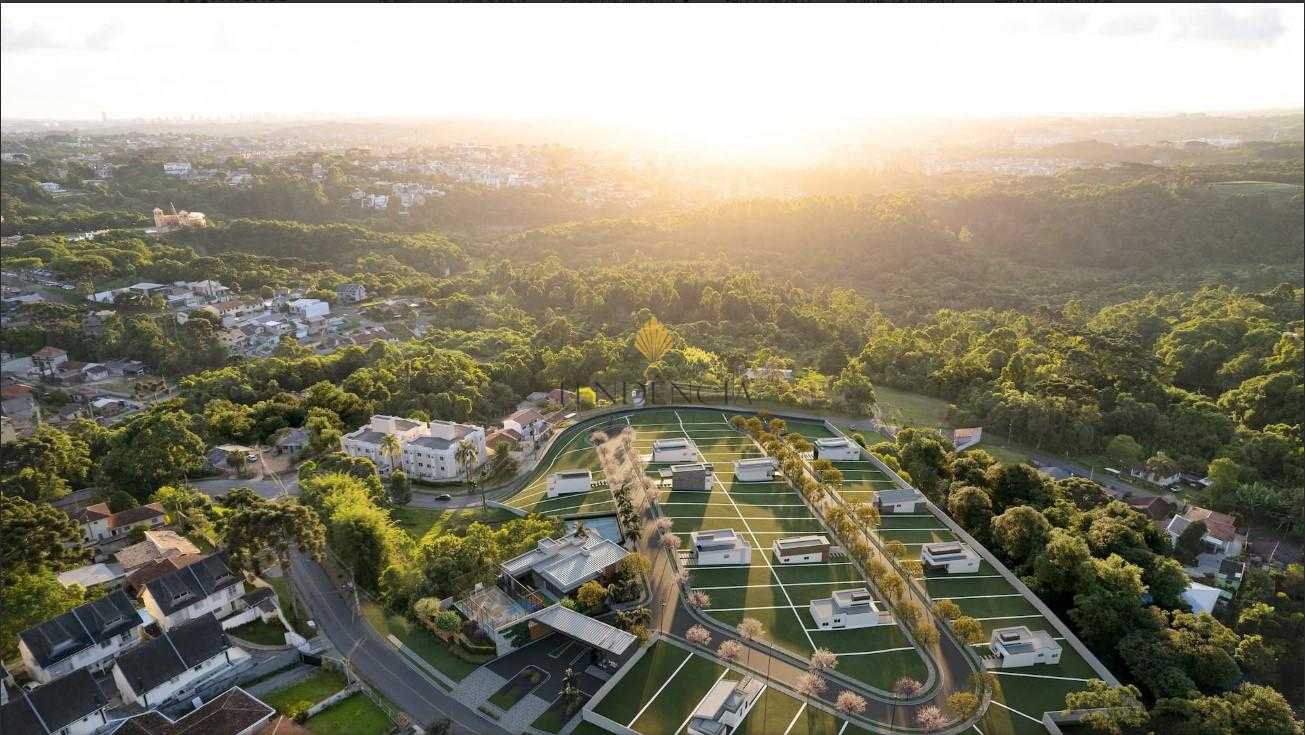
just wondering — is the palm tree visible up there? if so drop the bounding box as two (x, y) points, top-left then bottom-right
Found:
(379, 433), (402, 475)
(455, 439), (482, 510)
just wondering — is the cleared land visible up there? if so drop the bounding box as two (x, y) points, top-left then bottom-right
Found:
(513, 407), (1118, 734)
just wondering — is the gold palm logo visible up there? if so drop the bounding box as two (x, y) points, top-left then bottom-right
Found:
(635, 317), (673, 363)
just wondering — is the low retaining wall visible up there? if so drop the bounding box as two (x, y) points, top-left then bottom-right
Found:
(304, 682), (362, 719)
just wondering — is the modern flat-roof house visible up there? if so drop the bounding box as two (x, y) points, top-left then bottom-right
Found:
(772, 535), (831, 564)
(500, 529), (629, 599)
(875, 488), (925, 514)
(1166, 506), (1240, 555)
(691, 529), (752, 566)
(671, 463), (714, 491)
(547, 469), (593, 498)
(67, 501), (167, 545)
(527, 604), (638, 675)
(652, 437), (698, 463)
(287, 298), (329, 320)
(0, 669), (109, 735)
(19, 590), (147, 683)
(733, 456), (779, 483)
(112, 614), (249, 708)
(809, 588), (885, 630)
(342, 414), (487, 482)
(687, 676), (765, 735)
(142, 553), (245, 630)
(813, 437), (860, 461)
(988, 626), (1061, 668)
(108, 686), (274, 735)
(921, 542), (981, 574)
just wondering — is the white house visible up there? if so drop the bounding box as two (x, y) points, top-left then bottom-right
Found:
(988, 626), (1062, 668)
(141, 553), (245, 630)
(287, 298), (329, 320)
(547, 469), (593, 498)
(67, 501), (167, 545)
(162, 162), (192, 176)
(1165, 506), (1240, 555)
(112, 614), (249, 708)
(809, 588), (885, 630)
(875, 488), (925, 514)
(687, 676), (765, 735)
(0, 669), (109, 735)
(1130, 465), (1181, 487)
(921, 542), (981, 574)
(18, 591), (146, 683)
(336, 283), (367, 303)
(342, 415), (487, 482)
(734, 457), (779, 482)
(812, 437), (860, 461)
(772, 535), (831, 564)
(690, 529), (752, 566)
(652, 437), (698, 463)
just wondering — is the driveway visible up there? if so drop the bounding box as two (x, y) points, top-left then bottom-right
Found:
(191, 476), (298, 500)
(287, 551), (511, 735)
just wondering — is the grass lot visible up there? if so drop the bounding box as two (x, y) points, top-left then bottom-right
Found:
(265, 576), (315, 638)
(391, 505), (517, 541)
(227, 618), (287, 646)
(360, 599), (481, 682)
(301, 693), (391, 735)
(488, 666), (546, 710)
(591, 642), (867, 735)
(262, 668), (347, 711)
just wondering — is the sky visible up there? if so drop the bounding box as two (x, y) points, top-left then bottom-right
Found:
(2, 3), (1302, 156)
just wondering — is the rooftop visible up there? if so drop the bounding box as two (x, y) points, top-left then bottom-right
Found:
(530, 604), (637, 655)
(113, 614), (231, 696)
(922, 541), (979, 562)
(19, 590), (142, 669)
(876, 488), (925, 504)
(689, 676), (764, 734)
(653, 437), (691, 449)
(734, 457), (778, 468)
(110, 687), (274, 735)
(774, 535), (830, 550)
(991, 626), (1059, 655)
(693, 529), (748, 552)
(144, 552), (241, 616)
(815, 437), (853, 447)
(0, 669), (105, 735)
(501, 529), (629, 591)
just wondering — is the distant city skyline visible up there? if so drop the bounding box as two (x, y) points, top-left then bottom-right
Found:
(3, 4), (1302, 159)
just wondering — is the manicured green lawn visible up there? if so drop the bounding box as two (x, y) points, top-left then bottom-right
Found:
(627, 654), (725, 734)
(593, 641), (692, 725)
(732, 684), (805, 735)
(360, 599), (480, 681)
(391, 505), (517, 541)
(302, 693), (391, 735)
(488, 666), (546, 710)
(262, 668), (347, 712)
(228, 618), (287, 646)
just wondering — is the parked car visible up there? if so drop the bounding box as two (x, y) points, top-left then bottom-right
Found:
(434, 493), (452, 502)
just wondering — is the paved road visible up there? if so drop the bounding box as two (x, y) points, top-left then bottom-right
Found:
(191, 476), (298, 500)
(288, 551), (511, 735)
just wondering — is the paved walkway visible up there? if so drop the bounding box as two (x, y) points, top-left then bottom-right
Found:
(450, 667), (509, 707)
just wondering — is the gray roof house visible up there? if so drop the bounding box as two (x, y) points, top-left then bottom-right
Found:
(18, 590), (146, 683)
(0, 669), (108, 735)
(500, 529), (630, 598)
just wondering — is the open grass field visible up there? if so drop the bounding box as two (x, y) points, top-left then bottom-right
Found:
(391, 505), (517, 541)
(591, 640), (876, 735)
(515, 407), (1117, 734)
(262, 668), (348, 712)
(299, 693), (392, 735)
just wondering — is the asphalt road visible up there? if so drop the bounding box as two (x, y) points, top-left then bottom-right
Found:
(288, 551), (511, 735)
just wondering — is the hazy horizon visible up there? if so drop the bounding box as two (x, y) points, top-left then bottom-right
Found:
(4, 4), (1303, 160)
